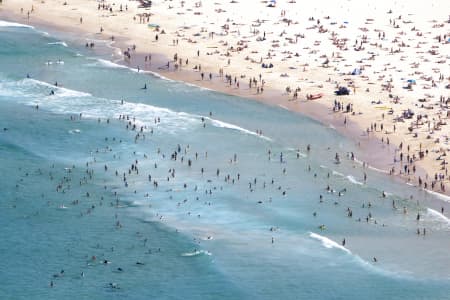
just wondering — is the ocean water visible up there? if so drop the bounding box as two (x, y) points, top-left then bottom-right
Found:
(1, 21), (450, 300)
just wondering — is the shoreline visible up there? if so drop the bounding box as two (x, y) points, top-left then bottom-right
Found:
(0, 0), (449, 200)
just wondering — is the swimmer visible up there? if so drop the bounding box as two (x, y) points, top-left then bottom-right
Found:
(109, 282), (119, 289)
(334, 153), (340, 164)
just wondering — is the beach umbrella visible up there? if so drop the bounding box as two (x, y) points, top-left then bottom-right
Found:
(148, 23), (160, 28)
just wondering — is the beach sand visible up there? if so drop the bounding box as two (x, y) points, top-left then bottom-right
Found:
(1, 0), (449, 195)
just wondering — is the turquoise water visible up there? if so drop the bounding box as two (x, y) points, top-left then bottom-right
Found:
(1, 21), (450, 299)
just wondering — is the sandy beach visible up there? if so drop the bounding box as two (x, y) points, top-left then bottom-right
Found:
(1, 0), (449, 195)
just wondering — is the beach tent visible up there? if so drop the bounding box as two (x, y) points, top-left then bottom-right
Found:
(351, 68), (361, 75)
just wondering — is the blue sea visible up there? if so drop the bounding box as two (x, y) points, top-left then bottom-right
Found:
(1, 21), (450, 300)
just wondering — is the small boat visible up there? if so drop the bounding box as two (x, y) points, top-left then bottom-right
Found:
(307, 93), (323, 100)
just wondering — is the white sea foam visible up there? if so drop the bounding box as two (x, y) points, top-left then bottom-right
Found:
(68, 129), (81, 134)
(297, 152), (307, 158)
(145, 70), (174, 82)
(182, 80), (214, 92)
(332, 170), (345, 177)
(309, 232), (351, 254)
(181, 249), (212, 257)
(285, 147), (307, 157)
(367, 165), (389, 174)
(347, 175), (363, 185)
(0, 78), (88, 99)
(0, 20), (34, 29)
(97, 58), (175, 81)
(95, 58), (129, 69)
(47, 41), (68, 47)
(427, 208), (450, 225)
(353, 158), (389, 174)
(424, 189), (450, 203)
(26, 79), (91, 97)
(45, 60), (65, 65)
(207, 117), (272, 141)
(3, 77), (272, 140)
(7, 78), (200, 133)
(308, 233), (409, 278)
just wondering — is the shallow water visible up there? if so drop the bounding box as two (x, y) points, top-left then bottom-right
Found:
(1, 21), (450, 299)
